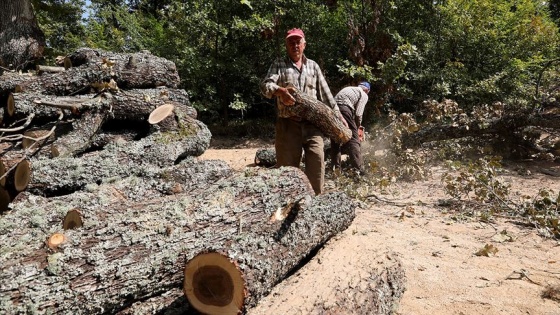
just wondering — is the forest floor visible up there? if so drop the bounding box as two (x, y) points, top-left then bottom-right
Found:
(197, 136), (560, 315)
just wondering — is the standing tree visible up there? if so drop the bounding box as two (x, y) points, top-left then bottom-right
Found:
(0, 0), (45, 71)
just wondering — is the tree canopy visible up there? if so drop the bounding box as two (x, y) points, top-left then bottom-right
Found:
(15, 0), (560, 125)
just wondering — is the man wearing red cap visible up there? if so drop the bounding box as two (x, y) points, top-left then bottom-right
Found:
(260, 27), (341, 195)
(330, 82), (370, 171)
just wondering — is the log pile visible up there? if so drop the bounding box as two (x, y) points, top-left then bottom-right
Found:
(0, 48), (405, 314)
(0, 47), (208, 204)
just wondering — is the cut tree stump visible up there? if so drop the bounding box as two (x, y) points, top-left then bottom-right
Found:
(0, 167), (353, 314)
(286, 85), (352, 144)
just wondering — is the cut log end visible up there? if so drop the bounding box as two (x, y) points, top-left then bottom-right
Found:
(47, 233), (67, 250)
(14, 160), (31, 192)
(63, 209), (83, 230)
(7, 92), (15, 116)
(148, 104), (175, 124)
(184, 252), (246, 315)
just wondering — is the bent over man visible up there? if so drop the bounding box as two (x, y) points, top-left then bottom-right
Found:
(330, 82), (370, 171)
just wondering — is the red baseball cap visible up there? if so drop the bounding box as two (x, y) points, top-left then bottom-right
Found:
(286, 28), (305, 39)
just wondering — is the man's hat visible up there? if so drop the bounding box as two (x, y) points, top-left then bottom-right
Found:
(286, 28), (305, 39)
(359, 81), (371, 90)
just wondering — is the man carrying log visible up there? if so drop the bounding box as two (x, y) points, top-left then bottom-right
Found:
(330, 82), (370, 172)
(260, 27), (346, 195)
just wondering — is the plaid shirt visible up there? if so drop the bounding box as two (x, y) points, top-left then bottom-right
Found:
(334, 86), (368, 125)
(260, 55), (338, 118)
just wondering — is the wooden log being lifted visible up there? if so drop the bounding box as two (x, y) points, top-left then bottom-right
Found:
(286, 84), (352, 144)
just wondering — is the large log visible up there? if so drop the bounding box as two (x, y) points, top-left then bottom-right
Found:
(8, 89), (196, 124)
(287, 85), (352, 144)
(0, 167), (354, 314)
(27, 119), (212, 196)
(65, 47), (180, 89)
(12, 51), (179, 96)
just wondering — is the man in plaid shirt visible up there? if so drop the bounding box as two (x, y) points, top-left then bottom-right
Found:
(330, 82), (370, 171)
(260, 28), (342, 195)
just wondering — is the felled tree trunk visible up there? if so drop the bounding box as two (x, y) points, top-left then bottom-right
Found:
(12, 50), (179, 96)
(0, 167), (353, 315)
(287, 86), (352, 144)
(65, 47), (180, 89)
(13, 158), (232, 206)
(8, 89), (196, 124)
(50, 109), (106, 158)
(27, 118), (212, 196)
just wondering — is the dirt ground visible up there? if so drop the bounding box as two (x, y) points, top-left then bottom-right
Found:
(197, 137), (560, 315)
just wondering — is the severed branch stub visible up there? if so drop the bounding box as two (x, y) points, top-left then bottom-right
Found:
(63, 209), (83, 230)
(184, 252), (246, 315)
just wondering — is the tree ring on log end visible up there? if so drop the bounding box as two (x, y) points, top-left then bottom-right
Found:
(148, 104), (175, 124)
(47, 233), (67, 250)
(184, 252), (245, 315)
(14, 159), (31, 191)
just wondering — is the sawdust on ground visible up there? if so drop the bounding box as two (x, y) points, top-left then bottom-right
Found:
(197, 137), (560, 315)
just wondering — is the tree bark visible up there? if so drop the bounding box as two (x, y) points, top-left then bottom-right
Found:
(27, 118), (212, 196)
(12, 53), (179, 96)
(65, 47), (180, 89)
(0, 167), (353, 315)
(8, 89), (196, 123)
(287, 86), (352, 144)
(0, 0), (45, 70)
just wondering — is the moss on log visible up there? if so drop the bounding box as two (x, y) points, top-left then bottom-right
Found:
(64, 47), (180, 89)
(0, 167), (349, 314)
(27, 122), (212, 197)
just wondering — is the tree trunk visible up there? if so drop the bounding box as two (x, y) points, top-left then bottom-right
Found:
(27, 119), (212, 196)
(0, 167), (354, 315)
(287, 86), (352, 144)
(0, 0), (45, 70)
(65, 47), (181, 89)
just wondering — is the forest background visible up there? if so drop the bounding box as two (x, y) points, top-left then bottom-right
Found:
(24, 0), (560, 138)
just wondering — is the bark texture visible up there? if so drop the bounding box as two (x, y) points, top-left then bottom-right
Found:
(0, 0), (45, 70)
(27, 119), (212, 196)
(287, 86), (352, 144)
(65, 47), (180, 89)
(0, 167), (355, 314)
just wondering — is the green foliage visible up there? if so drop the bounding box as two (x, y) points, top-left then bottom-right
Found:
(441, 156), (560, 238)
(442, 156), (510, 204)
(32, 0), (87, 60)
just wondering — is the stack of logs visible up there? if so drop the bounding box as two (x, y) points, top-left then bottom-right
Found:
(0, 48), (405, 314)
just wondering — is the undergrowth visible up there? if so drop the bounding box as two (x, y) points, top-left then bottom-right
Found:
(329, 99), (560, 239)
